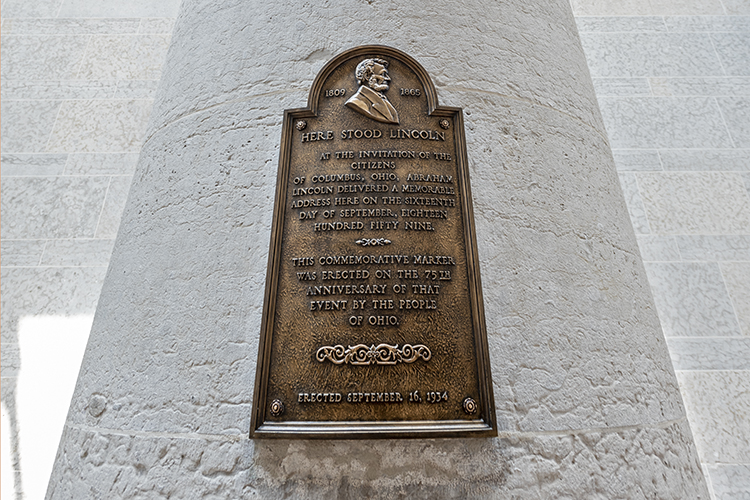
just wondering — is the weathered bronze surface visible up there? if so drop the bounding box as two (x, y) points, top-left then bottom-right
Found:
(250, 46), (496, 438)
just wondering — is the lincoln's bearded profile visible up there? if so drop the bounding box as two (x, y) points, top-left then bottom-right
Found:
(345, 58), (399, 125)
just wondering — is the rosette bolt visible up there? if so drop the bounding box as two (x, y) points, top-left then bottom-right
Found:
(270, 399), (285, 417)
(462, 397), (478, 415)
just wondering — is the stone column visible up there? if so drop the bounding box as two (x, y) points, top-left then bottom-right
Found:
(48, 1), (709, 498)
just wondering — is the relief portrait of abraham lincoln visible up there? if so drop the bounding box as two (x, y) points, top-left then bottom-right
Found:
(345, 58), (400, 125)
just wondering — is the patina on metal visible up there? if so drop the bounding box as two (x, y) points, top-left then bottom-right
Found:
(251, 46), (496, 438)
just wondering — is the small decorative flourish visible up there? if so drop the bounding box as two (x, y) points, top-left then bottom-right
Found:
(269, 399), (285, 417)
(296, 120), (307, 131)
(462, 397), (478, 415)
(439, 119), (450, 129)
(316, 344), (431, 366)
(355, 238), (391, 247)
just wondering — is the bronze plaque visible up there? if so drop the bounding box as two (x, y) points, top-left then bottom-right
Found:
(251, 46), (496, 438)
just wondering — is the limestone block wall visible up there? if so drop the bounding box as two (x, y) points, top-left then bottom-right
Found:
(0, 1), (179, 498)
(573, 2), (750, 497)
(0, 0), (747, 498)
(42, 0), (708, 498)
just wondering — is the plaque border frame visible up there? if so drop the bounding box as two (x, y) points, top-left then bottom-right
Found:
(250, 45), (496, 439)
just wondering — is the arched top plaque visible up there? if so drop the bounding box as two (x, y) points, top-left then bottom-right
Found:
(307, 45), (440, 117)
(251, 46), (496, 438)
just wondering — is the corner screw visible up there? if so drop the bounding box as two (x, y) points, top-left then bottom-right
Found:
(296, 120), (307, 131)
(462, 397), (477, 415)
(439, 119), (450, 129)
(270, 399), (285, 417)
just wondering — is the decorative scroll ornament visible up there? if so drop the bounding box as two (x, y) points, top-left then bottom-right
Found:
(355, 238), (391, 247)
(316, 343), (431, 366)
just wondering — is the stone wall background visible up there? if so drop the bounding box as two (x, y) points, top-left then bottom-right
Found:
(0, 1), (180, 499)
(573, 1), (750, 497)
(0, 0), (747, 498)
